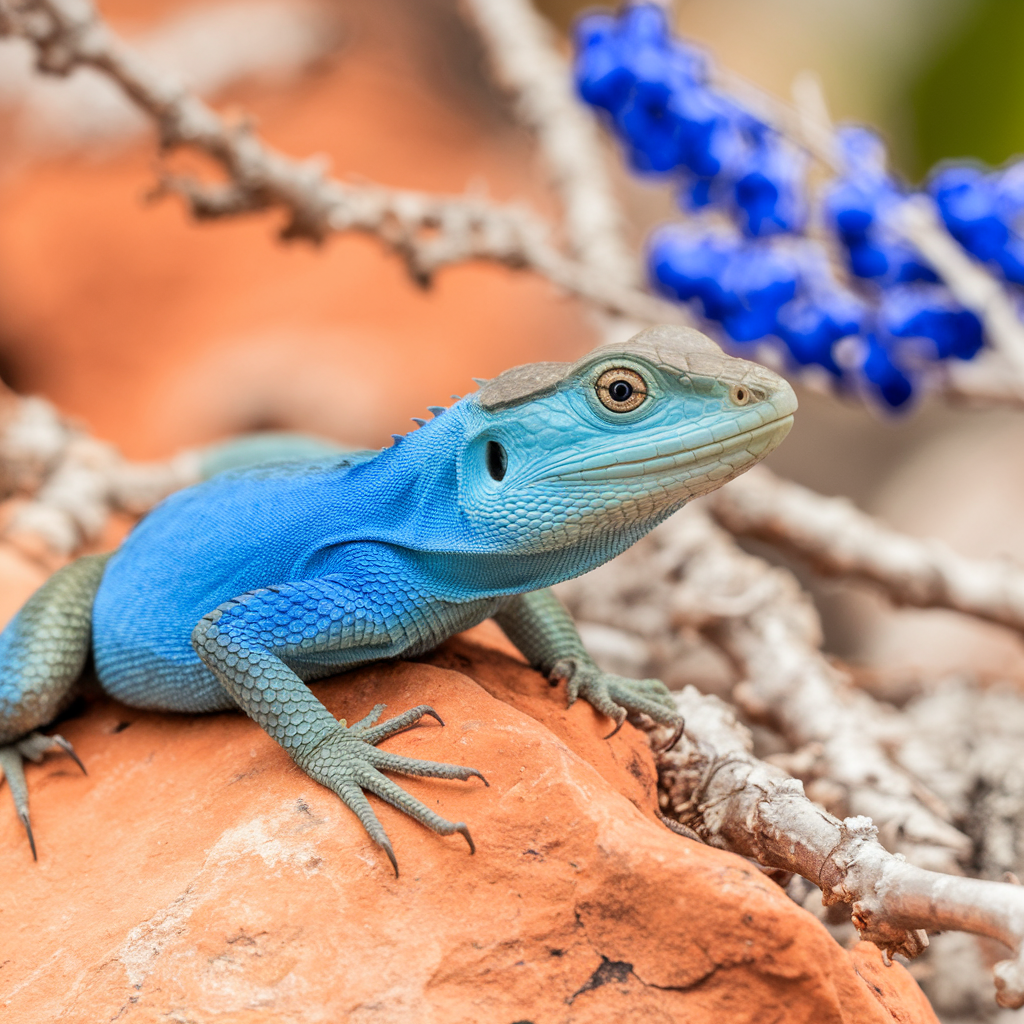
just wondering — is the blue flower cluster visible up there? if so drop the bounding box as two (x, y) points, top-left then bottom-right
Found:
(573, 3), (999, 408)
(928, 164), (1024, 285)
(822, 128), (936, 287)
(575, 4), (806, 237)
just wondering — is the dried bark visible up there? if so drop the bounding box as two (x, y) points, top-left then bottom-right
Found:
(558, 506), (972, 872)
(656, 686), (1024, 1008)
(710, 466), (1024, 636)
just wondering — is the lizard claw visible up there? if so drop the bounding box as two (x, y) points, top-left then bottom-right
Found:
(294, 706), (486, 872)
(602, 710), (628, 740)
(381, 836), (399, 878)
(457, 824), (475, 855)
(50, 734), (87, 775)
(553, 659), (683, 738)
(1, 731), (88, 860)
(658, 719), (686, 753)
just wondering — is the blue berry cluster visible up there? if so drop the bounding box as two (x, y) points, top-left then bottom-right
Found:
(928, 164), (1024, 286)
(575, 4), (806, 236)
(573, 4), (1005, 408)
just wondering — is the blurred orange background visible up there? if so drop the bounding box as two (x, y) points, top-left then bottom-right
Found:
(1, 0), (1023, 683)
(0, 0), (593, 459)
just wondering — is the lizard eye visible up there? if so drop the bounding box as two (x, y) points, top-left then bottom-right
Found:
(596, 368), (647, 413)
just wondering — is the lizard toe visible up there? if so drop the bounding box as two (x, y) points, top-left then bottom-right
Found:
(348, 702), (388, 732)
(294, 720), (484, 871)
(365, 747), (488, 786)
(1, 731), (87, 861)
(357, 766), (477, 850)
(336, 778), (400, 876)
(606, 683), (683, 729)
(357, 704), (445, 744)
(575, 671), (684, 736)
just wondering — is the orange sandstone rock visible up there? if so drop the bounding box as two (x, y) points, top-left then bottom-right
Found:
(0, 624), (938, 1024)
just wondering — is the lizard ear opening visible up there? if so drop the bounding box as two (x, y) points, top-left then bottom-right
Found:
(486, 440), (507, 482)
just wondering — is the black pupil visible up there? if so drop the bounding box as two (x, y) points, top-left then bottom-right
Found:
(486, 440), (507, 481)
(609, 379), (633, 403)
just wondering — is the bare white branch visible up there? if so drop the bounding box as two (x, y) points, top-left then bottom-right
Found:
(558, 506), (972, 872)
(789, 69), (836, 166)
(710, 465), (1024, 635)
(656, 686), (1024, 1008)
(0, 392), (199, 557)
(0, 1), (337, 155)
(0, 0), (678, 324)
(460, 0), (638, 284)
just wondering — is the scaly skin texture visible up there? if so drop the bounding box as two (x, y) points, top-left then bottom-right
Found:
(0, 325), (796, 868)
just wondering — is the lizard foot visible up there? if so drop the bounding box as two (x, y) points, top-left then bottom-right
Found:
(551, 659), (683, 741)
(0, 731), (86, 860)
(293, 704), (488, 876)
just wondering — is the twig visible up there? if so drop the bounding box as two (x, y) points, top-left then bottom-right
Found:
(0, 0), (678, 324)
(788, 69), (837, 168)
(558, 506), (972, 872)
(655, 686), (1024, 1009)
(709, 465), (1024, 636)
(460, 0), (638, 284)
(714, 66), (837, 171)
(0, 392), (199, 557)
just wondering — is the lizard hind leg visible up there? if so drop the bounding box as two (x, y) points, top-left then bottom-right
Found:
(0, 553), (110, 859)
(0, 732), (87, 859)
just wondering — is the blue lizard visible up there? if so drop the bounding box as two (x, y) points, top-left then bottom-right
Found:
(0, 326), (796, 872)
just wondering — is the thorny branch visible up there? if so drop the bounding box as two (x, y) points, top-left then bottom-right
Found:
(2, 0), (1024, 1013)
(0, 0), (680, 324)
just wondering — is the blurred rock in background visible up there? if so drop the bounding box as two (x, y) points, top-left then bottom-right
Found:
(0, 0), (590, 457)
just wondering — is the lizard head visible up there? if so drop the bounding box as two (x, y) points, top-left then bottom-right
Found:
(451, 324), (796, 559)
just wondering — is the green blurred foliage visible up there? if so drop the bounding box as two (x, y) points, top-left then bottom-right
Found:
(907, 0), (1024, 178)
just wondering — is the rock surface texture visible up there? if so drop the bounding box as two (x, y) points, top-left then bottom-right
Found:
(0, 612), (939, 1024)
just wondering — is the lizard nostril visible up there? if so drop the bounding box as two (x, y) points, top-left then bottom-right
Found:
(486, 440), (507, 481)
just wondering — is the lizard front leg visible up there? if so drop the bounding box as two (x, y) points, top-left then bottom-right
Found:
(494, 588), (683, 743)
(191, 578), (487, 875)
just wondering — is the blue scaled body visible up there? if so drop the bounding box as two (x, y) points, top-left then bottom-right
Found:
(0, 326), (797, 867)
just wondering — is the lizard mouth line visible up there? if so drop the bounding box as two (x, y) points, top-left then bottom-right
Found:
(551, 414), (795, 482)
